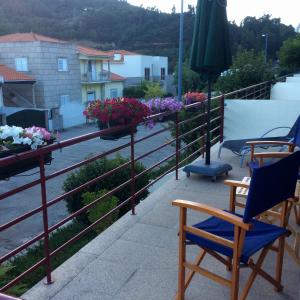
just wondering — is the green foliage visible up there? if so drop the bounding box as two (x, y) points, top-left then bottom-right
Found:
(0, 222), (96, 296)
(63, 155), (150, 223)
(215, 49), (274, 93)
(82, 190), (119, 233)
(173, 60), (205, 93)
(143, 81), (164, 99)
(123, 86), (145, 98)
(279, 35), (300, 71)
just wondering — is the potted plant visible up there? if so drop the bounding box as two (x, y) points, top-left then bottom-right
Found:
(0, 125), (55, 180)
(184, 92), (207, 111)
(84, 98), (151, 140)
(146, 97), (183, 122)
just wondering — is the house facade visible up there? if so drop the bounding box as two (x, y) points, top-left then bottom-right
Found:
(103, 50), (168, 90)
(0, 33), (125, 129)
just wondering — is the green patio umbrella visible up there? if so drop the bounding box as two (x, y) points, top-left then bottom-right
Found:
(190, 0), (232, 165)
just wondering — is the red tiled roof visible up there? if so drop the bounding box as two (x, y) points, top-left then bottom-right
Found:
(110, 72), (126, 82)
(0, 32), (66, 43)
(77, 45), (112, 58)
(0, 64), (35, 82)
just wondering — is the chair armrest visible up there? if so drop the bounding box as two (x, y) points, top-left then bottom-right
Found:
(245, 140), (294, 147)
(172, 199), (251, 230)
(224, 180), (250, 189)
(253, 152), (292, 159)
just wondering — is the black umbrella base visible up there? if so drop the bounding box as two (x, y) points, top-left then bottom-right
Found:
(183, 160), (232, 182)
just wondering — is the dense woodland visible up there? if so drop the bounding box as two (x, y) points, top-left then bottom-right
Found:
(0, 0), (297, 71)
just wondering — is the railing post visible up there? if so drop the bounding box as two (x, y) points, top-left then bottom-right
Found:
(175, 111), (180, 180)
(220, 95), (225, 143)
(130, 129), (136, 215)
(39, 155), (53, 285)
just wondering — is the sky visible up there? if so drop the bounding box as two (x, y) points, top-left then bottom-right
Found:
(127, 0), (300, 29)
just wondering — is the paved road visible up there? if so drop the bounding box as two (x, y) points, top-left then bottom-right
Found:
(0, 122), (173, 256)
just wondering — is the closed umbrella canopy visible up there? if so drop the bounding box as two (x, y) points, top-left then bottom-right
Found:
(190, 0), (232, 80)
(190, 0), (232, 165)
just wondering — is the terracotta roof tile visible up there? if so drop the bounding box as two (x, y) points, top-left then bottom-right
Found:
(0, 32), (66, 43)
(0, 65), (35, 82)
(106, 50), (138, 56)
(110, 72), (126, 81)
(77, 45), (112, 58)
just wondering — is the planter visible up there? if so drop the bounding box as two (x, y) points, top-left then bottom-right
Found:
(0, 139), (54, 180)
(97, 121), (137, 140)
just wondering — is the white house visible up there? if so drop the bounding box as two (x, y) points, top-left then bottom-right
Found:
(103, 50), (168, 90)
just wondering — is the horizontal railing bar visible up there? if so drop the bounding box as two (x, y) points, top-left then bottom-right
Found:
(0, 178), (41, 201)
(179, 136), (204, 153)
(46, 142), (131, 181)
(135, 152), (176, 180)
(0, 257), (46, 292)
(0, 125), (135, 166)
(46, 161), (132, 209)
(134, 126), (171, 144)
(49, 196), (131, 258)
(48, 178), (132, 233)
(135, 138), (175, 162)
(0, 206), (43, 232)
(0, 232), (44, 264)
(178, 148), (204, 166)
(178, 124), (206, 140)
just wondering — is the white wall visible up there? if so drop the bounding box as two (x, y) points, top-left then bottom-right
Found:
(59, 99), (86, 129)
(270, 82), (300, 100)
(286, 77), (300, 83)
(104, 55), (168, 79)
(224, 100), (300, 140)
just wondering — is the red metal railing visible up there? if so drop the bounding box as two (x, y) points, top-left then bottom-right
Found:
(0, 97), (224, 293)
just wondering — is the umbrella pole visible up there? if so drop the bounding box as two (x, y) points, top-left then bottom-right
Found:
(205, 78), (212, 165)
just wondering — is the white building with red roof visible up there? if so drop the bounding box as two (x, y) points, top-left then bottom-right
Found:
(103, 50), (168, 90)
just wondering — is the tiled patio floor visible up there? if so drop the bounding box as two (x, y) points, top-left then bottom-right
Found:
(23, 148), (300, 300)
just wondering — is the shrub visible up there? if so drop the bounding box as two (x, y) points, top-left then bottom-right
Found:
(123, 86), (145, 98)
(81, 190), (119, 233)
(143, 81), (164, 99)
(63, 155), (150, 223)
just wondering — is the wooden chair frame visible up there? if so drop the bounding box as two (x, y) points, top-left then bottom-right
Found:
(172, 179), (293, 300)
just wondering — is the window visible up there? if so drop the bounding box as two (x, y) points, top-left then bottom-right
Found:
(15, 57), (28, 71)
(58, 58), (68, 71)
(110, 88), (118, 98)
(87, 91), (96, 102)
(144, 68), (150, 81)
(60, 95), (70, 106)
(161, 68), (166, 80)
(113, 53), (122, 61)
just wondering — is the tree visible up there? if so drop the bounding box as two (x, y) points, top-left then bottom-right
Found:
(279, 35), (300, 71)
(215, 48), (274, 93)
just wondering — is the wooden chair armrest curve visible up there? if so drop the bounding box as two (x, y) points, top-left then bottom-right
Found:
(245, 140), (294, 146)
(172, 199), (251, 230)
(224, 180), (250, 189)
(253, 152), (292, 159)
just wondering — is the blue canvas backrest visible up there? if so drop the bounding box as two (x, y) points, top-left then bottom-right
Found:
(292, 115), (300, 147)
(243, 151), (300, 223)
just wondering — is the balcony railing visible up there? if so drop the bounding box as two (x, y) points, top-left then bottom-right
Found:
(0, 97), (224, 294)
(81, 71), (111, 83)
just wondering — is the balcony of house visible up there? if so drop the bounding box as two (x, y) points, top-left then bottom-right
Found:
(80, 70), (111, 83)
(0, 74), (300, 300)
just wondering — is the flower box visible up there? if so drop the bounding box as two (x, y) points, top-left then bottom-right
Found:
(184, 92), (207, 112)
(97, 121), (137, 140)
(84, 98), (151, 140)
(0, 126), (55, 180)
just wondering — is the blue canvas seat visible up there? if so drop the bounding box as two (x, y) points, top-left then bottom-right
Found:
(186, 212), (288, 264)
(172, 151), (300, 300)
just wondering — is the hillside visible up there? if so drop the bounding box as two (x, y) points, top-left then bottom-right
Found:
(0, 0), (296, 71)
